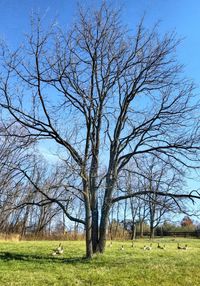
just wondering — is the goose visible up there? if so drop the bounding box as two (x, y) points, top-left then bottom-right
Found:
(157, 243), (165, 250)
(57, 245), (64, 255)
(177, 243), (182, 250)
(177, 243), (187, 250)
(131, 241), (134, 248)
(182, 244), (188, 250)
(52, 243), (63, 255)
(120, 245), (124, 251)
(56, 243), (62, 252)
(144, 243), (152, 250)
(52, 243), (61, 252)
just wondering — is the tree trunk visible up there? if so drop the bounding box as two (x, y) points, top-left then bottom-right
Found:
(98, 174), (115, 253)
(131, 220), (136, 240)
(149, 209), (155, 239)
(150, 222), (155, 239)
(84, 192), (93, 258)
(98, 200), (111, 253)
(139, 220), (144, 238)
(98, 214), (108, 253)
(91, 200), (99, 253)
(133, 223), (136, 240)
(90, 154), (100, 253)
(85, 208), (93, 258)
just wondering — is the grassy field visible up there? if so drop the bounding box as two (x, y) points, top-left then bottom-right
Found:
(0, 238), (200, 286)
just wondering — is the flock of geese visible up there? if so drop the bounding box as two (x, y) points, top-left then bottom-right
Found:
(51, 241), (189, 256)
(107, 241), (189, 251)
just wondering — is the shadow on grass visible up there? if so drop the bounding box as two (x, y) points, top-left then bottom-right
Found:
(0, 252), (88, 265)
(0, 251), (134, 268)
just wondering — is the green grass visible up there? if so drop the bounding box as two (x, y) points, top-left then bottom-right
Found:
(0, 238), (200, 285)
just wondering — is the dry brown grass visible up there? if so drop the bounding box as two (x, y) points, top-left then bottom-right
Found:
(0, 233), (21, 241)
(23, 232), (85, 241)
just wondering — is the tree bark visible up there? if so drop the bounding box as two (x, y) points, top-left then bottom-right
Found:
(139, 220), (144, 238)
(85, 201), (93, 258)
(98, 194), (112, 252)
(91, 199), (99, 253)
(150, 222), (155, 239)
(98, 207), (109, 253)
(131, 220), (136, 240)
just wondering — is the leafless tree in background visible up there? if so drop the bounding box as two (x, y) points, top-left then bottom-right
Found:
(1, 3), (200, 258)
(138, 157), (185, 238)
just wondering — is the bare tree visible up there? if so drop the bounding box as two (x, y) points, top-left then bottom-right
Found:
(0, 131), (68, 237)
(129, 196), (140, 240)
(139, 157), (184, 238)
(0, 123), (32, 231)
(1, 3), (200, 258)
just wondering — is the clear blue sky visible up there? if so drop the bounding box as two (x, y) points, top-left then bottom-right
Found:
(0, 0), (199, 83)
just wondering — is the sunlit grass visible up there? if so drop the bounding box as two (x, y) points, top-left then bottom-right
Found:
(0, 238), (200, 285)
